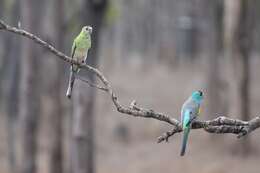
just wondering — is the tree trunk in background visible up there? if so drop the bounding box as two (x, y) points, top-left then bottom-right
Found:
(224, 0), (240, 119)
(19, 0), (42, 172)
(0, 0), (11, 106)
(42, 0), (64, 172)
(207, 1), (223, 120)
(0, 0), (3, 112)
(0, 0), (21, 172)
(235, 0), (255, 155)
(44, 0), (65, 173)
(6, 1), (21, 173)
(224, 0), (255, 154)
(72, 0), (107, 173)
(0, 0), (3, 83)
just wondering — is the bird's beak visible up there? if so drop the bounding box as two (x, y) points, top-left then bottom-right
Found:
(89, 27), (93, 35)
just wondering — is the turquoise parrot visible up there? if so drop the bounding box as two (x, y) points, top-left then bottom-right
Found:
(66, 26), (92, 99)
(180, 90), (203, 156)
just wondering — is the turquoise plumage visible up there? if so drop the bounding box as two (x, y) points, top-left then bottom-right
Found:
(180, 91), (203, 156)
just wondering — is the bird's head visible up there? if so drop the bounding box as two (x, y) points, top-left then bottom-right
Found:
(191, 90), (203, 103)
(82, 26), (92, 36)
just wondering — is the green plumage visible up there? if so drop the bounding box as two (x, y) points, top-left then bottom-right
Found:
(66, 26), (92, 99)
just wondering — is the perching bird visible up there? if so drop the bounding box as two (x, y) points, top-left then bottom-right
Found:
(180, 90), (203, 156)
(66, 26), (92, 99)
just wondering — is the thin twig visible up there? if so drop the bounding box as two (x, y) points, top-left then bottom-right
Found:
(1, 19), (260, 143)
(75, 75), (108, 92)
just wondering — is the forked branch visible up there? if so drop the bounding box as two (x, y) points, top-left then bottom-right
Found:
(1, 19), (260, 143)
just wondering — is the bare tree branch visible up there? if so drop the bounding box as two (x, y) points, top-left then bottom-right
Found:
(75, 75), (108, 92)
(1, 19), (260, 143)
(0, 21), (6, 29)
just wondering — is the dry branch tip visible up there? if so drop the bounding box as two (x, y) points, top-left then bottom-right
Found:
(1, 18), (260, 144)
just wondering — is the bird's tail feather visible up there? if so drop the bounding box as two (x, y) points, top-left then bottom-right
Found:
(180, 128), (190, 156)
(66, 71), (75, 99)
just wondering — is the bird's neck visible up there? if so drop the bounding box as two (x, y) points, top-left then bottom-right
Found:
(193, 99), (201, 105)
(190, 97), (201, 105)
(79, 32), (87, 39)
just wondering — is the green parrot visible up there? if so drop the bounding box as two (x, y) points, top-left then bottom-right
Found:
(180, 90), (203, 156)
(66, 26), (92, 99)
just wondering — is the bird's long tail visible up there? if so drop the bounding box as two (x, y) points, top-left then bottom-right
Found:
(66, 70), (75, 99)
(180, 127), (190, 156)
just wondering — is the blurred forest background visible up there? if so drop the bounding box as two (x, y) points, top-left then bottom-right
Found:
(1, 0), (260, 173)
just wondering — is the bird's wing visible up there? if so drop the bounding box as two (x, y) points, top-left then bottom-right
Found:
(183, 109), (191, 128)
(71, 41), (76, 59)
(187, 104), (200, 126)
(181, 99), (189, 125)
(84, 50), (89, 64)
(71, 42), (77, 72)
